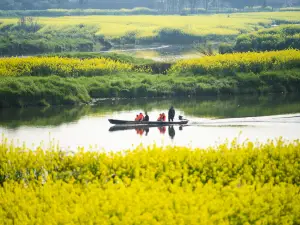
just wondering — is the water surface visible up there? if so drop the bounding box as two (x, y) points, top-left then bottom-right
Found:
(0, 94), (300, 151)
(101, 44), (201, 61)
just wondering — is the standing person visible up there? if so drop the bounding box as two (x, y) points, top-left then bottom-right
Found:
(168, 106), (175, 122)
(143, 112), (149, 121)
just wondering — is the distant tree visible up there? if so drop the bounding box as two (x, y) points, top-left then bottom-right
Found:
(79, 0), (88, 5)
(188, 0), (198, 13)
(0, 0), (13, 9)
(263, 0), (267, 7)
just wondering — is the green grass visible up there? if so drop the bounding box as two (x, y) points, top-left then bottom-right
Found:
(0, 76), (90, 107)
(234, 24), (300, 52)
(1, 69), (300, 108)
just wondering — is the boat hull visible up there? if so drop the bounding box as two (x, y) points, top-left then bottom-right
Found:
(108, 119), (188, 125)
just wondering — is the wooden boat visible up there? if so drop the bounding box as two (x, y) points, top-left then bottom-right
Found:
(108, 119), (189, 125)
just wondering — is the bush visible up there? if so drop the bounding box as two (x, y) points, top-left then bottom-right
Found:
(234, 25), (300, 52)
(219, 43), (234, 54)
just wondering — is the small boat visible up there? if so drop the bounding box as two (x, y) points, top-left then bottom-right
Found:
(108, 119), (189, 125)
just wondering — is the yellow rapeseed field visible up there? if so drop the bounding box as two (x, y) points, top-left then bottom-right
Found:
(1, 12), (300, 39)
(0, 57), (141, 77)
(170, 49), (300, 74)
(1, 49), (299, 77)
(0, 137), (299, 224)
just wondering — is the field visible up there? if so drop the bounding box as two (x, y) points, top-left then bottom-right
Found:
(1, 12), (300, 55)
(1, 12), (300, 39)
(0, 137), (299, 224)
(170, 49), (300, 75)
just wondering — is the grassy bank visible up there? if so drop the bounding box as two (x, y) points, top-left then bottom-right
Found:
(0, 138), (299, 224)
(1, 12), (300, 55)
(1, 69), (300, 107)
(0, 50), (300, 107)
(0, 76), (90, 107)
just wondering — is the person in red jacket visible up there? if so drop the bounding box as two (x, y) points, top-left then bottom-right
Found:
(137, 112), (144, 121)
(135, 115), (139, 121)
(161, 113), (166, 121)
(157, 113), (162, 121)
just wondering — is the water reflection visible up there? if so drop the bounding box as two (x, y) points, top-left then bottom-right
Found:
(168, 126), (176, 139)
(1, 94), (300, 129)
(0, 94), (300, 151)
(110, 124), (183, 140)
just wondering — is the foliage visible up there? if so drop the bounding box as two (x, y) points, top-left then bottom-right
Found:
(0, 76), (90, 107)
(42, 52), (155, 65)
(279, 7), (300, 11)
(0, 8), (159, 17)
(1, 68), (300, 107)
(218, 43), (234, 54)
(169, 49), (300, 75)
(0, 138), (299, 224)
(193, 41), (216, 56)
(0, 21), (102, 56)
(234, 24), (300, 52)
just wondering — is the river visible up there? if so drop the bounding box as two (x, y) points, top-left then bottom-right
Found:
(0, 94), (300, 152)
(100, 44), (201, 61)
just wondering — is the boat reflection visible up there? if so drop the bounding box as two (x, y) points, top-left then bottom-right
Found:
(109, 125), (183, 139)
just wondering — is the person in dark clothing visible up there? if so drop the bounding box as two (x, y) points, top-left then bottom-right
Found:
(143, 112), (149, 121)
(168, 106), (175, 122)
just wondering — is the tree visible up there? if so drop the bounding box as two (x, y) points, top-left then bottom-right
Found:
(188, 0), (198, 13)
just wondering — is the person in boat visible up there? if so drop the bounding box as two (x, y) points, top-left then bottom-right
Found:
(135, 115), (139, 121)
(137, 112), (144, 121)
(161, 113), (166, 121)
(157, 113), (166, 122)
(143, 112), (149, 121)
(157, 113), (162, 121)
(168, 106), (175, 122)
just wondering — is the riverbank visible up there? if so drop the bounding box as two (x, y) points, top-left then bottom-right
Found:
(0, 49), (299, 108)
(0, 138), (299, 224)
(1, 69), (300, 108)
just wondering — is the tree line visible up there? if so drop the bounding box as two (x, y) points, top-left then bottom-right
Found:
(0, 0), (299, 11)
